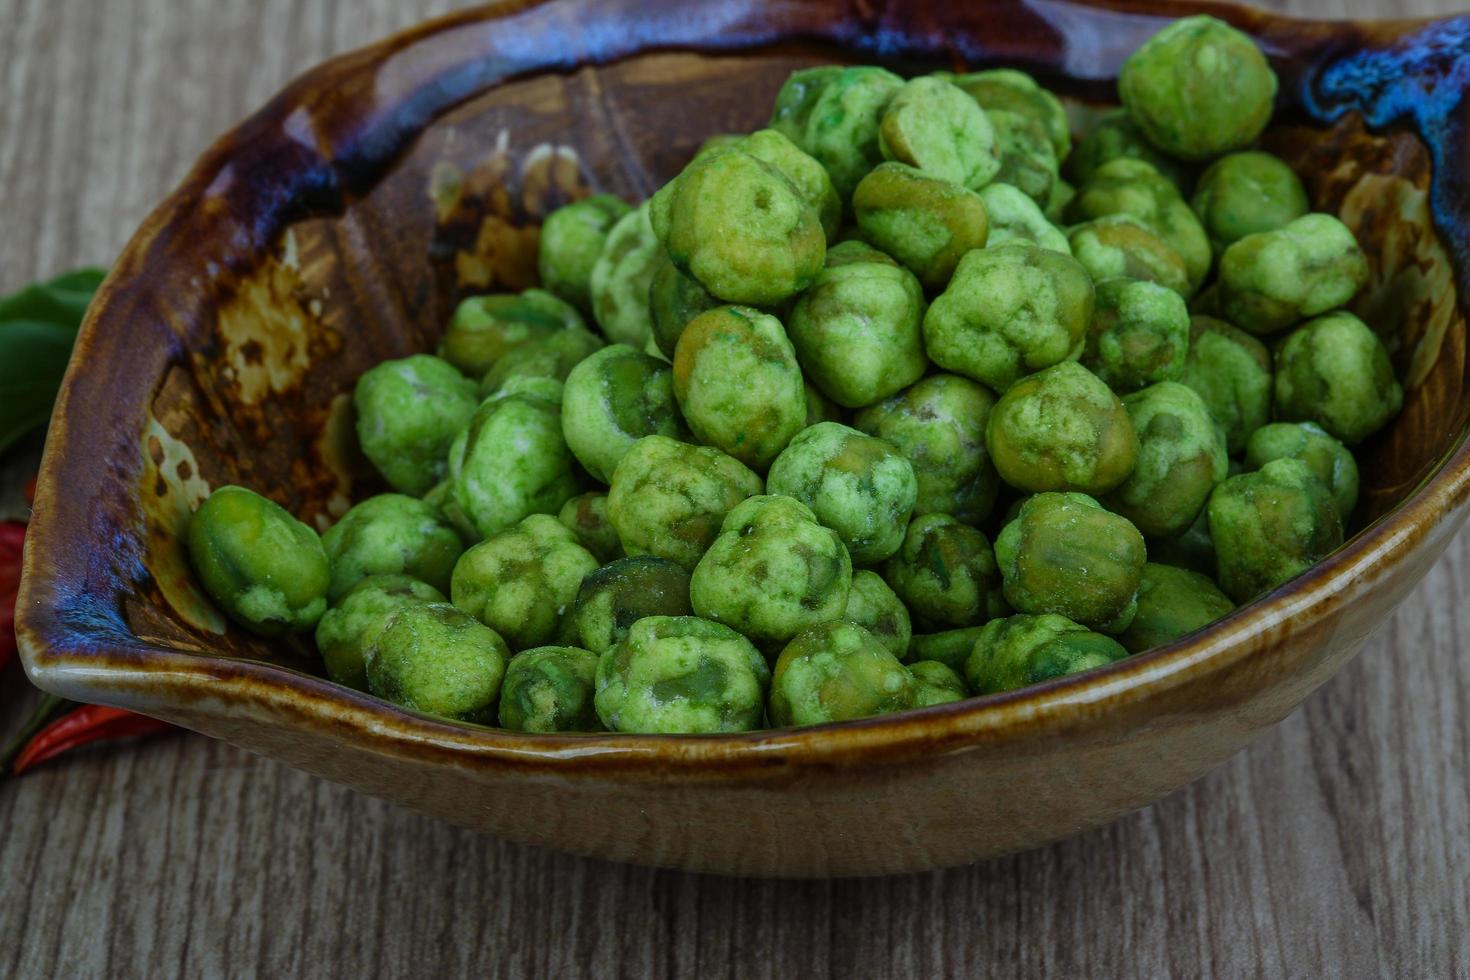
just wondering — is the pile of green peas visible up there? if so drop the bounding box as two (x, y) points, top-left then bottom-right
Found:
(186, 16), (1403, 735)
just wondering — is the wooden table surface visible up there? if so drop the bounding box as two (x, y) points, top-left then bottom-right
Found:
(2, 0), (1468, 976)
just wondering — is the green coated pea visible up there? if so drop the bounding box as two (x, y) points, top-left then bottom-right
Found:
(354, 354), (479, 495)
(1081, 278), (1191, 394)
(737, 128), (843, 241)
(986, 108), (1058, 206)
(1216, 213), (1369, 335)
(769, 621), (917, 726)
(441, 290), (584, 378)
(1245, 422), (1359, 519)
(907, 627), (988, 672)
(923, 241), (1094, 392)
(538, 194), (633, 314)
(315, 574), (445, 690)
(1272, 311), (1402, 445)
(878, 76), (1001, 189)
(589, 202), (662, 347)
(766, 422), (917, 564)
(842, 569), (912, 659)
(1147, 506), (1217, 577)
(851, 162), (990, 289)
(561, 343), (688, 484)
(187, 485), (330, 636)
(479, 326), (605, 396)
(1178, 315), (1272, 454)
(557, 491), (623, 563)
(1208, 458), (1344, 602)
(1105, 381), (1228, 540)
(965, 613), (1129, 695)
(803, 380), (844, 428)
(594, 616), (770, 733)
(450, 514), (600, 651)
(1068, 158), (1211, 291)
(321, 493), (464, 601)
(995, 493), (1146, 634)
(1067, 216), (1190, 298)
(1191, 152), (1309, 255)
(365, 602), (510, 723)
(1068, 108), (1193, 191)
(978, 183), (1071, 254)
(1119, 15), (1278, 160)
(769, 66), (904, 198)
(946, 68), (1071, 161)
(497, 645), (603, 733)
(1117, 562), (1234, 654)
(648, 253), (721, 359)
(574, 555), (694, 654)
(671, 307), (806, 469)
(883, 514), (1005, 630)
(908, 660), (968, 707)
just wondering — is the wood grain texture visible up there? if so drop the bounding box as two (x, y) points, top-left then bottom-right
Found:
(0, 0), (1466, 976)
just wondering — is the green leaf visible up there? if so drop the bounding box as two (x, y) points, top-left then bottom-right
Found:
(0, 268), (105, 454)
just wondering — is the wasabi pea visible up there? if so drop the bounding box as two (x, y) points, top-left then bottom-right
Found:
(986, 361), (1138, 495)
(965, 613), (1129, 695)
(498, 645), (603, 733)
(1082, 278), (1190, 393)
(995, 493), (1146, 634)
(854, 374), (1000, 525)
(878, 76), (1001, 189)
(690, 495), (852, 648)
(769, 65), (904, 198)
(1191, 152), (1309, 255)
(1272, 312), (1402, 445)
(672, 306), (806, 469)
(1245, 421), (1359, 519)
(986, 108), (1058, 206)
(561, 343), (688, 483)
(978, 183), (1071, 253)
(883, 514), (1005, 630)
(321, 493), (464, 601)
(1208, 457), (1344, 602)
(736, 128), (843, 241)
(538, 194), (633, 314)
(851, 162), (990, 289)
(478, 326), (605, 396)
(768, 621), (917, 726)
(574, 555), (694, 654)
(606, 435), (763, 569)
(842, 569), (912, 659)
(450, 514), (600, 651)
(923, 241), (1094, 392)
(1120, 15), (1277, 160)
(557, 491), (623, 563)
(1068, 158), (1211, 291)
(947, 68), (1070, 161)
(1067, 216), (1190, 298)
(648, 253), (721, 359)
(1068, 108), (1192, 190)
(440, 290), (583, 377)
(908, 660), (969, 707)
(907, 627), (988, 672)
(594, 616), (770, 733)
(589, 202), (661, 347)
(766, 422), (917, 564)
(1106, 382), (1228, 539)
(1045, 178), (1076, 224)
(1179, 315), (1273, 453)
(1117, 562), (1234, 654)
(365, 602), (510, 723)
(787, 242), (927, 408)
(315, 575), (445, 690)
(188, 485), (330, 636)
(1147, 506), (1217, 577)
(1217, 213), (1369, 335)
(354, 354), (479, 495)
(803, 380), (844, 428)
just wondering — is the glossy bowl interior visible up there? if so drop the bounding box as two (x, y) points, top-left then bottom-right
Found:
(17, 0), (1470, 876)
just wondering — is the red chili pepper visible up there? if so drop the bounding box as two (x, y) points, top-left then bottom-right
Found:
(0, 520), (25, 673)
(9, 705), (174, 776)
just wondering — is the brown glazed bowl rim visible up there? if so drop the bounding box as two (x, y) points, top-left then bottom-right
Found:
(18, 0), (1470, 777)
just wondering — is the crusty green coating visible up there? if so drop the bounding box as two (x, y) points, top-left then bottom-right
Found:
(883, 514), (1005, 630)
(606, 435), (763, 570)
(354, 354), (479, 495)
(594, 616), (770, 733)
(447, 381), (580, 539)
(1046, 178), (1076, 224)
(315, 574), (445, 691)
(995, 493), (1146, 634)
(589, 202), (662, 347)
(787, 242), (927, 409)
(1119, 15), (1278, 160)
(986, 361), (1139, 495)
(671, 306), (807, 469)
(498, 645), (604, 733)
(878, 76), (1001, 189)
(854, 374), (1000, 526)
(986, 108), (1059, 206)
(908, 660), (969, 707)
(1272, 311), (1402, 446)
(1068, 108), (1193, 191)
(1117, 562), (1234, 654)
(1245, 421), (1359, 519)
(574, 555), (694, 655)
(768, 621), (917, 726)
(557, 491), (624, 563)
(851, 162), (989, 289)
(1082, 278), (1191, 393)
(1178, 314), (1273, 454)
(1217, 214), (1369, 335)
(690, 495), (852, 648)
(365, 602), (510, 723)
(440, 290), (584, 378)
(1067, 216), (1190, 298)
(648, 253), (722, 359)
(538, 194), (633, 314)
(1105, 381), (1228, 540)
(479, 326), (605, 396)
(923, 241), (1094, 393)
(946, 68), (1071, 162)
(321, 493), (464, 601)
(769, 65), (904, 199)
(450, 514), (600, 651)
(1191, 152), (1309, 256)
(1207, 457), (1344, 602)
(651, 145), (826, 306)
(842, 569), (912, 659)
(978, 183), (1071, 254)
(907, 626), (988, 672)
(966, 613), (1129, 694)
(187, 485), (330, 636)
(1067, 158), (1211, 291)
(562, 343), (688, 484)
(736, 128), (843, 242)
(766, 422), (917, 564)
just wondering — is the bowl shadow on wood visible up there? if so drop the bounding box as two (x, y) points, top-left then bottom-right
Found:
(17, 0), (1470, 876)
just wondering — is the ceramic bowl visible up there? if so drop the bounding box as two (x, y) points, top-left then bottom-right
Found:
(18, 0), (1470, 876)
